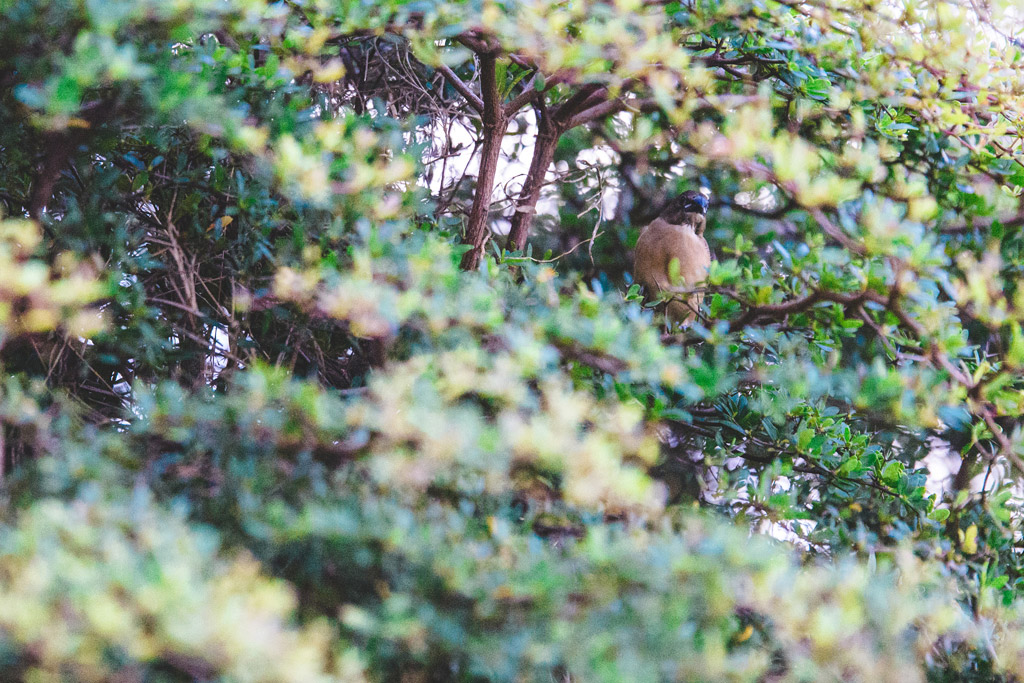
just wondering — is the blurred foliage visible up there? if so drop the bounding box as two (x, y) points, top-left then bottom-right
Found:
(2, 0), (1024, 680)
(0, 494), (363, 682)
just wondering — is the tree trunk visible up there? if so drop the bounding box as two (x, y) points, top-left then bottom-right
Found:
(504, 85), (616, 255)
(506, 123), (559, 252)
(459, 52), (506, 271)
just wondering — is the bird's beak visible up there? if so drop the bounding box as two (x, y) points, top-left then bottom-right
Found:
(684, 194), (709, 215)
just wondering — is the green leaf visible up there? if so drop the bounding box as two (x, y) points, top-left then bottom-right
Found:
(880, 460), (903, 484)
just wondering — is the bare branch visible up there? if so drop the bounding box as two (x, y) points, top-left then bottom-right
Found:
(460, 51), (508, 270)
(504, 74), (541, 115)
(435, 62), (484, 112)
(808, 207), (866, 256)
(939, 211), (1024, 235)
(553, 83), (606, 122)
(982, 406), (1024, 475)
(567, 97), (658, 129)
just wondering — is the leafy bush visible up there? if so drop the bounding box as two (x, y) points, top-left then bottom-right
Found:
(0, 495), (362, 682)
(2, 0), (1024, 680)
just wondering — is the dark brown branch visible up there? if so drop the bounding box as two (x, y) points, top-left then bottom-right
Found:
(506, 105), (560, 252)
(808, 207), (866, 256)
(982, 406), (1024, 475)
(939, 211), (1024, 235)
(504, 74), (541, 115)
(727, 289), (832, 333)
(29, 132), (76, 220)
(459, 51), (508, 270)
(567, 96), (657, 129)
(435, 62), (484, 112)
(29, 99), (111, 220)
(553, 83), (606, 122)
(456, 31), (495, 55)
(507, 93), (660, 252)
(553, 339), (628, 376)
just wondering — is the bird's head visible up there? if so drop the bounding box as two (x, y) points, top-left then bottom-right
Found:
(660, 190), (709, 232)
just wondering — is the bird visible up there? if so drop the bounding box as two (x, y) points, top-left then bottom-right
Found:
(632, 190), (711, 329)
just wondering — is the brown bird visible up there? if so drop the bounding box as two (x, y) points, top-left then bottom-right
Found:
(632, 190), (711, 328)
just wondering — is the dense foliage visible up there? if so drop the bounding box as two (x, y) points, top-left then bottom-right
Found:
(2, 0), (1024, 679)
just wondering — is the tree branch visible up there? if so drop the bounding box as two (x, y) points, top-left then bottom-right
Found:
(459, 51), (508, 270)
(553, 83), (606, 122)
(567, 97), (658, 129)
(435, 62), (484, 112)
(504, 74), (540, 115)
(939, 211), (1024, 235)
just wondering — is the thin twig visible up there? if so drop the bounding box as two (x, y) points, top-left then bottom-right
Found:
(435, 62), (484, 111)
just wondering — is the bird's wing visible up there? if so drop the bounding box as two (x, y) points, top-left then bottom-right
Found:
(633, 221), (674, 294)
(634, 218), (710, 292)
(674, 230), (711, 287)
